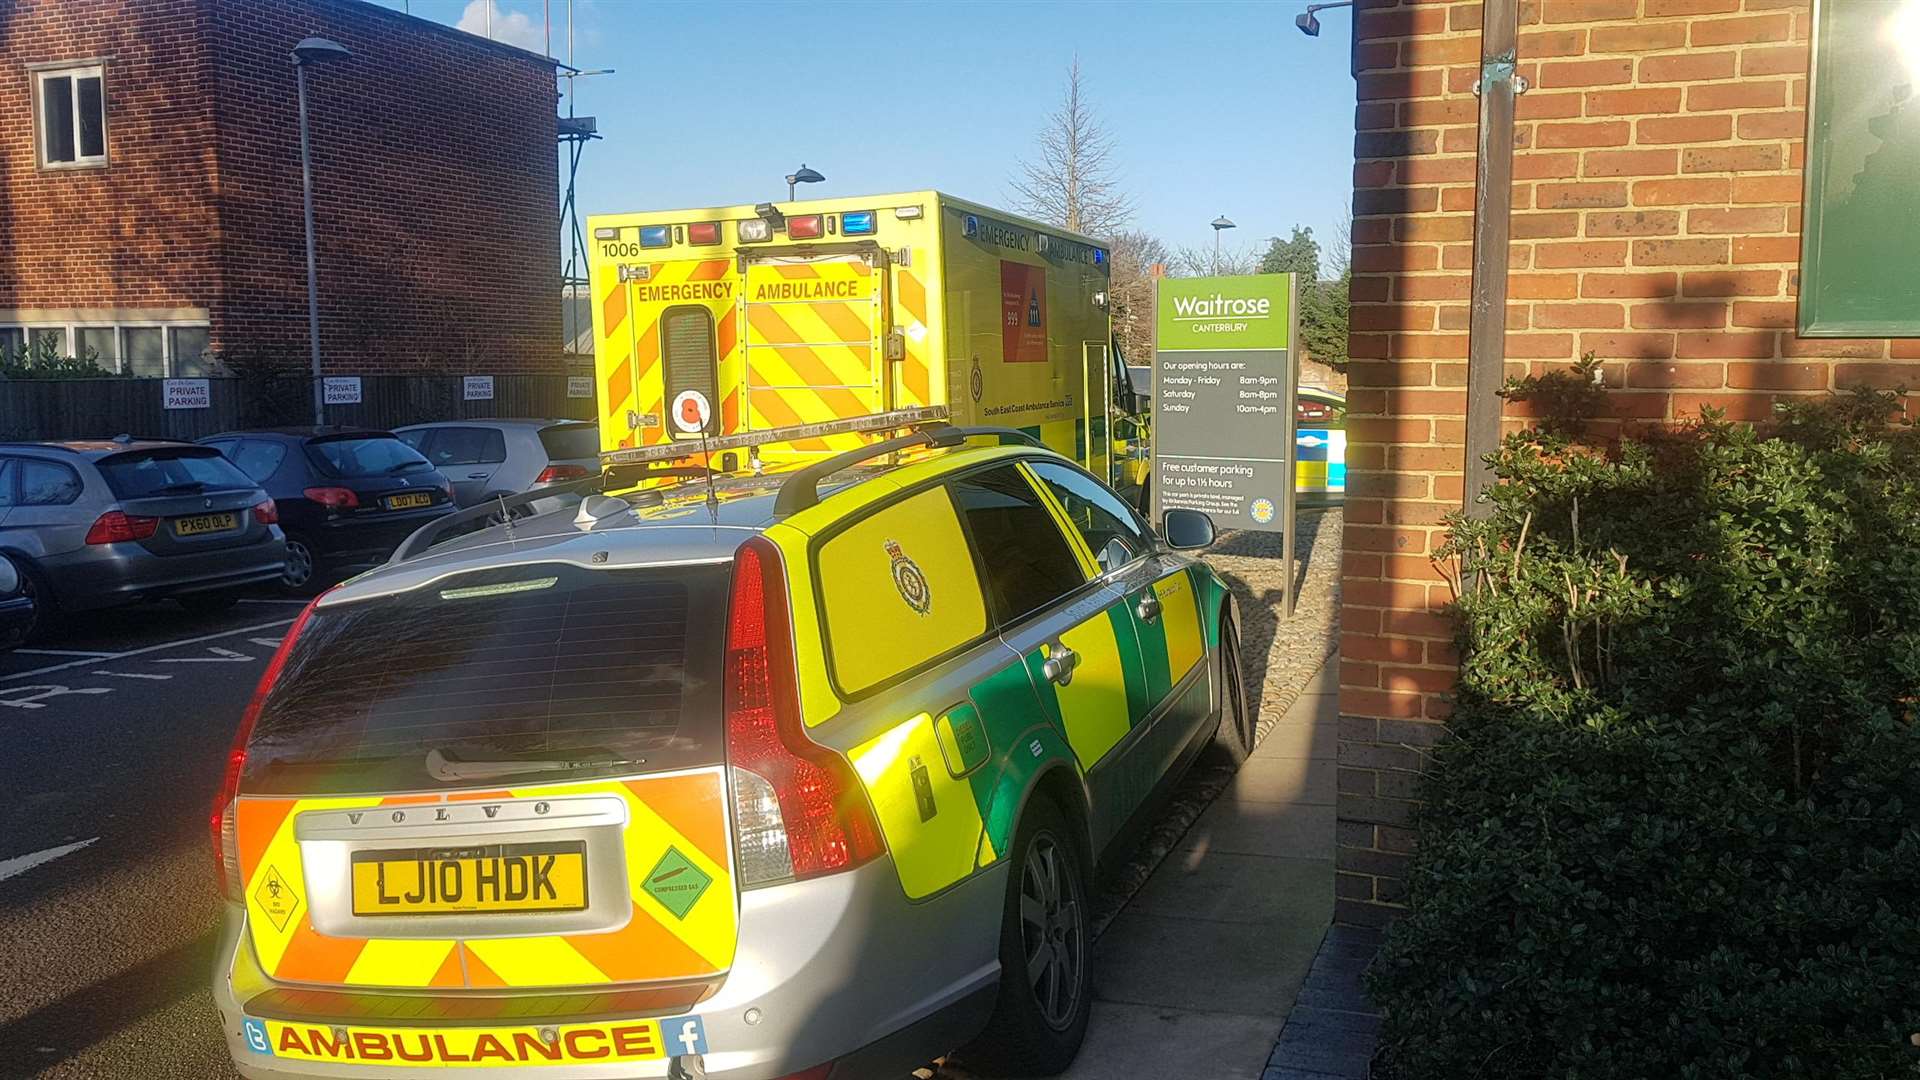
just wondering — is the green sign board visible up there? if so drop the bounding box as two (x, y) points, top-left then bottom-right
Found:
(1155, 274), (1294, 352)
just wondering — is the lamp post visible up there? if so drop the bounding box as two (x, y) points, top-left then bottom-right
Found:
(291, 36), (350, 426)
(785, 164), (824, 202)
(1294, 0), (1353, 36)
(1210, 215), (1236, 275)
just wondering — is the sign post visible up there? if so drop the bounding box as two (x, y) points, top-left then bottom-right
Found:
(1152, 273), (1300, 617)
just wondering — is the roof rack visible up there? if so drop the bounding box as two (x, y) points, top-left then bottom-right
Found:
(772, 425), (1041, 518)
(600, 406), (951, 468)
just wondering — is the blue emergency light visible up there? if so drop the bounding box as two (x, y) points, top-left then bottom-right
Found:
(639, 225), (672, 248)
(841, 210), (877, 236)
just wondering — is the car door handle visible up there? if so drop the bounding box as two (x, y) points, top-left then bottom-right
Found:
(1135, 592), (1162, 623)
(1041, 645), (1079, 686)
(466, 472), (490, 479)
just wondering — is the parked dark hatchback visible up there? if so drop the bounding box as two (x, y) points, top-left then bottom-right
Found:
(199, 428), (456, 591)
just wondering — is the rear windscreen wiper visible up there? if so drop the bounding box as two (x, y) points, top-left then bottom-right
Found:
(154, 481), (208, 494)
(425, 747), (646, 782)
(387, 461), (429, 474)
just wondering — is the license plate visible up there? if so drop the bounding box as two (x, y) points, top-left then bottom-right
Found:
(385, 492), (433, 510)
(173, 512), (237, 536)
(350, 843), (587, 916)
(246, 1014), (701, 1066)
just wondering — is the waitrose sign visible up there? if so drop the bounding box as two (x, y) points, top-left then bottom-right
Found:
(1156, 275), (1293, 352)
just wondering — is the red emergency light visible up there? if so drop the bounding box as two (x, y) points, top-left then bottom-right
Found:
(788, 215), (825, 240)
(687, 221), (722, 246)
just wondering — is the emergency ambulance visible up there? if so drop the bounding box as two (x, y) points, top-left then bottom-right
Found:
(209, 414), (1247, 1080)
(584, 191), (1147, 499)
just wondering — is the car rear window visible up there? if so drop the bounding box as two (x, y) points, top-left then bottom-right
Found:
(307, 435), (432, 477)
(98, 448), (256, 498)
(539, 423), (600, 461)
(240, 562), (729, 796)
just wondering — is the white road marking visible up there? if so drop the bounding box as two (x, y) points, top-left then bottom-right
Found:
(0, 838), (98, 884)
(95, 671), (172, 681)
(13, 648), (122, 658)
(249, 637), (287, 648)
(157, 646), (252, 663)
(0, 617), (295, 683)
(0, 685), (113, 709)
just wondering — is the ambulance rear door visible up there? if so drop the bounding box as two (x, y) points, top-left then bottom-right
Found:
(740, 249), (889, 453)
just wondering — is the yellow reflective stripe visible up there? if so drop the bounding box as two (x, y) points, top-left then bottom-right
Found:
(1049, 620), (1130, 767)
(344, 939), (458, 989)
(619, 790), (735, 970)
(1017, 461), (1099, 579)
(463, 937), (607, 988)
(763, 522), (841, 728)
(975, 828), (999, 870)
(1154, 571), (1206, 683)
(850, 712), (987, 899)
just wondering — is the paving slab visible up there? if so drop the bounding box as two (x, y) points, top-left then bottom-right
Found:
(1045, 1001), (1282, 1080)
(1246, 718), (1339, 761)
(1129, 851), (1333, 926)
(1092, 909), (1323, 1018)
(1182, 800), (1336, 861)
(1226, 753), (1337, 806)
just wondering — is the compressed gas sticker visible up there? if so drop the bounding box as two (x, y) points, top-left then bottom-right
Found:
(643, 847), (711, 920)
(886, 539), (932, 615)
(254, 865), (302, 934)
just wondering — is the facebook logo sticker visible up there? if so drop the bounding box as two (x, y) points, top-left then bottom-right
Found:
(241, 1018), (274, 1056)
(670, 1015), (709, 1056)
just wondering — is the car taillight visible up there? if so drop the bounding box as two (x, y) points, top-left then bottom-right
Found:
(724, 536), (882, 885)
(84, 511), (159, 545)
(213, 594), (323, 901)
(303, 486), (358, 509)
(535, 463), (592, 484)
(251, 499), (279, 525)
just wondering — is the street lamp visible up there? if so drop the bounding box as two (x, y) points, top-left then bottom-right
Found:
(1295, 1), (1353, 36)
(1210, 215), (1236, 275)
(291, 36), (350, 427)
(785, 164), (825, 202)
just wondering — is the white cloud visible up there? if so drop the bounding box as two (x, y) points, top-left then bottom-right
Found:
(455, 0), (547, 54)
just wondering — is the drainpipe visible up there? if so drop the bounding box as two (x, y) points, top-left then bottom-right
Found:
(1462, 0), (1524, 520)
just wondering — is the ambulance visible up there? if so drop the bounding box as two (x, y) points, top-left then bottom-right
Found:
(584, 191), (1148, 499)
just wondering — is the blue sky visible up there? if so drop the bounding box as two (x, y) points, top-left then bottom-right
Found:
(378, 0), (1357, 272)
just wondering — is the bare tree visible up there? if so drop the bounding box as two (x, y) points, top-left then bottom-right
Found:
(1325, 200), (1353, 279)
(1168, 244), (1262, 277)
(1011, 57), (1132, 239)
(1107, 229), (1170, 361)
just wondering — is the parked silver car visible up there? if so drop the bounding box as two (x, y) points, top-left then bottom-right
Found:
(393, 419), (600, 509)
(0, 439), (288, 625)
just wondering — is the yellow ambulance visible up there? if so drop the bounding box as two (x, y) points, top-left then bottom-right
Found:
(584, 191), (1147, 498)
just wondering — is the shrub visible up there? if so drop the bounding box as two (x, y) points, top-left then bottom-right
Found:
(0, 336), (125, 379)
(1368, 387), (1920, 1080)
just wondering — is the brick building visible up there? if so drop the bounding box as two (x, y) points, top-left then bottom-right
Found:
(0, 0), (560, 378)
(1335, 0), (1920, 924)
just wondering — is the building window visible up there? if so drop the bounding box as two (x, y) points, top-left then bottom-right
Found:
(0, 322), (207, 375)
(169, 327), (212, 375)
(35, 64), (108, 169)
(76, 326), (118, 369)
(122, 327), (165, 377)
(0, 329), (22, 357)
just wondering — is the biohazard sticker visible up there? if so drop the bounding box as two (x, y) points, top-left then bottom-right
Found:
(254, 865), (302, 933)
(886, 539), (932, 615)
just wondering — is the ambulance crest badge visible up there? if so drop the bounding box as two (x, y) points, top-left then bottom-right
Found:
(886, 539), (932, 616)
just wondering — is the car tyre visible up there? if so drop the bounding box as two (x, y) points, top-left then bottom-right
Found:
(177, 591), (241, 615)
(280, 535), (321, 596)
(7, 556), (57, 643)
(1212, 617), (1254, 763)
(962, 795), (1091, 1077)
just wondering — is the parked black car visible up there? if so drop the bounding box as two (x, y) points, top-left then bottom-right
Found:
(199, 428), (456, 592)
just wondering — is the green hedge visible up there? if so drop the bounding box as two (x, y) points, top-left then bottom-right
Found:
(1368, 387), (1920, 1079)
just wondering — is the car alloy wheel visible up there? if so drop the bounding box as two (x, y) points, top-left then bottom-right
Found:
(282, 538), (315, 589)
(1019, 831), (1086, 1031)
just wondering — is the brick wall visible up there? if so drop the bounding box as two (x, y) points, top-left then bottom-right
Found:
(0, 0), (222, 313)
(1, 0), (562, 374)
(208, 0), (562, 374)
(1335, 0), (1920, 925)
